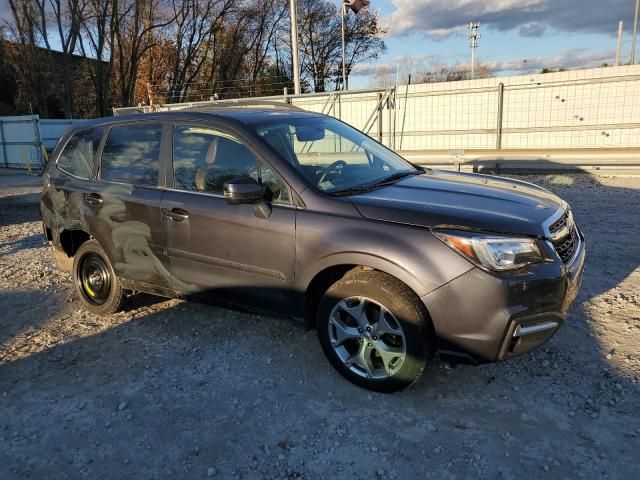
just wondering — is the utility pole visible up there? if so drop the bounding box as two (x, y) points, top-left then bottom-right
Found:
(467, 22), (481, 79)
(616, 21), (624, 66)
(290, 0), (301, 95)
(632, 0), (639, 64)
(341, 1), (347, 90)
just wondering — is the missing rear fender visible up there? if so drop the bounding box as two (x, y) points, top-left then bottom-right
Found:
(51, 229), (92, 273)
(59, 229), (91, 257)
(51, 247), (73, 273)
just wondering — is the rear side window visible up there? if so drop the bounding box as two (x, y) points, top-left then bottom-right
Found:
(57, 127), (104, 179)
(101, 124), (162, 186)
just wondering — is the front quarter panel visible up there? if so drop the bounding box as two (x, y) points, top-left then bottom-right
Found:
(295, 205), (474, 299)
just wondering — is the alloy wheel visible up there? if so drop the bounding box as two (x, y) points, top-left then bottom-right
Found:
(328, 296), (407, 379)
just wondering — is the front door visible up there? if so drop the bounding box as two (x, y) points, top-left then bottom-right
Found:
(161, 124), (296, 312)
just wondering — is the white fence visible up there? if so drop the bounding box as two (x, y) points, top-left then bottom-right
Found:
(0, 115), (82, 170)
(114, 65), (640, 172)
(286, 65), (640, 151)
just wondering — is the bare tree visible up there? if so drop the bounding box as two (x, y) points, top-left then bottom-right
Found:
(111, 0), (176, 107)
(207, 0), (288, 97)
(49, 0), (88, 117)
(297, 0), (339, 92)
(6, 0), (53, 115)
(4, 0), (388, 113)
(8, 0), (89, 117)
(0, 28), (19, 115)
(339, 8), (386, 90)
(164, 0), (235, 103)
(207, 13), (250, 93)
(79, 0), (121, 116)
(243, 0), (288, 82)
(297, 0), (385, 92)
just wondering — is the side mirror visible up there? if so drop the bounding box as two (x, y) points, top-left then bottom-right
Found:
(223, 177), (264, 205)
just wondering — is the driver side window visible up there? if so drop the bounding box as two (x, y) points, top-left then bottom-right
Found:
(173, 125), (290, 204)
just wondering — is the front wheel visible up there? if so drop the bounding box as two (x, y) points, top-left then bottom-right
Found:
(317, 270), (434, 392)
(73, 240), (125, 315)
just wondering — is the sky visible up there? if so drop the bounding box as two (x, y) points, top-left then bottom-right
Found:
(349, 0), (640, 87)
(1, 0), (637, 89)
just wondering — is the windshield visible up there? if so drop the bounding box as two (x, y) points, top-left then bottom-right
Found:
(253, 116), (419, 194)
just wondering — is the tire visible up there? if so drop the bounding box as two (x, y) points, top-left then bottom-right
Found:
(73, 240), (125, 315)
(317, 269), (434, 392)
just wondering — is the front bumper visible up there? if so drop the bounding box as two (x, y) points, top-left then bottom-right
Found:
(422, 228), (586, 363)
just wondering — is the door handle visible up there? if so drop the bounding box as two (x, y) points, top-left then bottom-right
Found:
(163, 208), (189, 222)
(85, 193), (103, 206)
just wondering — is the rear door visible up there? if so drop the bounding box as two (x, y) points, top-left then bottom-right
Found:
(161, 123), (296, 311)
(83, 122), (172, 289)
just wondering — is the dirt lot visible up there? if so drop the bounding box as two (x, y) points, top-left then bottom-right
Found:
(1, 169), (639, 479)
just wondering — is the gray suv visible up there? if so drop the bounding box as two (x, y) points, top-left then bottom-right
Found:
(41, 104), (585, 392)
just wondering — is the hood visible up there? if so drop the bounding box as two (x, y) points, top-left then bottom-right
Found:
(350, 170), (565, 237)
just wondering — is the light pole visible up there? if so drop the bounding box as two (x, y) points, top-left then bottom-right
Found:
(632, 0), (639, 64)
(290, 0), (301, 95)
(341, 1), (347, 90)
(616, 20), (624, 66)
(467, 22), (481, 79)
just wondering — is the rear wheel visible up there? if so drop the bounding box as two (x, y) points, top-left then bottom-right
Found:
(317, 270), (434, 392)
(73, 240), (125, 315)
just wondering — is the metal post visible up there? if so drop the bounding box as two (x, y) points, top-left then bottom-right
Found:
(341, 1), (347, 90)
(387, 91), (392, 148)
(394, 89), (398, 149)
(0, 120), (8, 167)
(496, 83), (504, 149)
(616, 21), (624, 66)
(399, 74), (411, 151)
(284, 86), (289, 104)
(32, 115), (45, 169)
(377, 92), (383, 143)
(632, 0), (639, 64)
(290, 0), (301, 95)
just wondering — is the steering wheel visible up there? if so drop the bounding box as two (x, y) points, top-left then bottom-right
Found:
(317, 160), (347, 187)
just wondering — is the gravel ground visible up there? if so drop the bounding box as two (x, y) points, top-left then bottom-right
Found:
(1, 169), (639, 480)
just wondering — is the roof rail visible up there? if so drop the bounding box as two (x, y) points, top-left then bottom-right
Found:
(113, 98), (306, 116)
(175, 99), (305, 112)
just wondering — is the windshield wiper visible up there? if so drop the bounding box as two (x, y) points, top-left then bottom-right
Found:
(328, 170), (421, 197)
(370, 170), (420, 187)
(327, 184), (378, 197)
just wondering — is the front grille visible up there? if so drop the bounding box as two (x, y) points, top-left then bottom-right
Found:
(548, 214), (568, 237)
(552, 227), (578, 263)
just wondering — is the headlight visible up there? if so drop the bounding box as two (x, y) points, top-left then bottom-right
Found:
(433, 230), (544, 271)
